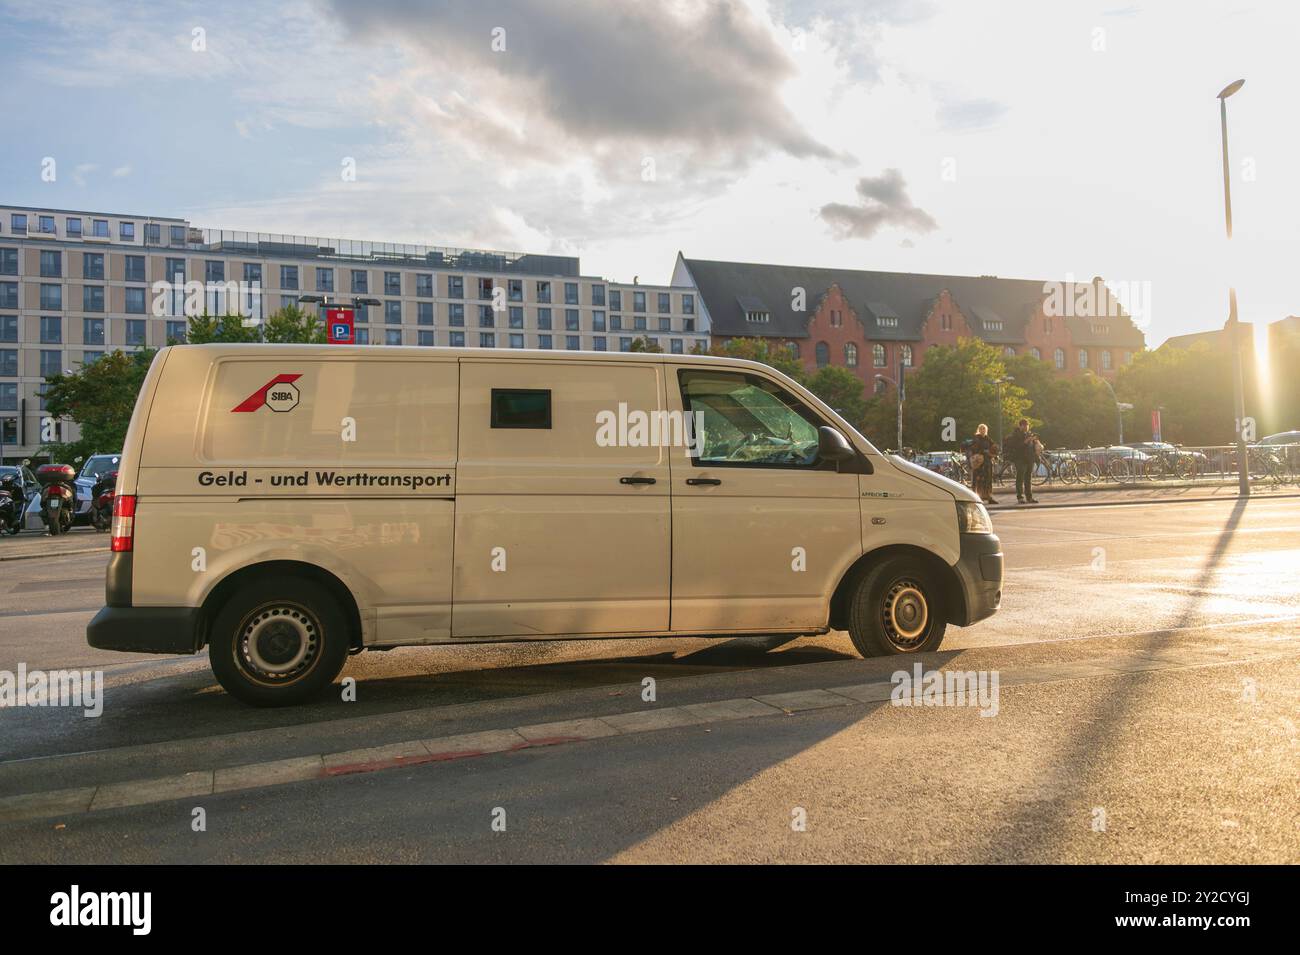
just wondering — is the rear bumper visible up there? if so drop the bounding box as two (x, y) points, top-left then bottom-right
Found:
(86, 606), (202, 655)
(952, 532), (1003, 626)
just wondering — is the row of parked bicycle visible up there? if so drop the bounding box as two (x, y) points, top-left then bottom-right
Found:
(908, 433), (1300, 488)
(0, 452), (121, 536)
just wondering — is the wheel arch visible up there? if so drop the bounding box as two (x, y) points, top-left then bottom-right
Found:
(829, 543), (965, 630)
(197, 560), (364, 653)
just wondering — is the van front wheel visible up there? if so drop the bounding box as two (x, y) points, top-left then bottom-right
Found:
(209, 578), (350, 707)
(846, 557), (947, 656)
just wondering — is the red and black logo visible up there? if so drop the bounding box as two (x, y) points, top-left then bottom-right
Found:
(232, 374), (302, 413)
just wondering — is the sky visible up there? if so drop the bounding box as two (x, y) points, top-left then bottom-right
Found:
(0, 0), (1296, 346)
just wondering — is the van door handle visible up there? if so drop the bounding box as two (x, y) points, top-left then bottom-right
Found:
(620, 476), (657, 485)
(685, 477), (722, 486)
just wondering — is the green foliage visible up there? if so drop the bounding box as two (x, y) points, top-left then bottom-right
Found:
(628, 336), (663, 353)
(707, 337), (806, 383)
(804, 365), (866, 429)
(1116, 342), (1237, 445)
(39, 349), (158, 462)
(1004, 353), (1122, 448)
(901, 338), (1030, 449)
(181, 305), (327, 345)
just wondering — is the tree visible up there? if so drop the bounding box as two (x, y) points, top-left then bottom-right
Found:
(706, 337), (805, 383)
(901, 338), (1030, 450)
(39, 349), (158, 462)
(1115, 343), (1237, 445)
(629, 336), (663, 353)
(182, 304), (326, 345)
(1004, 353), (1120, 448)
(804, 365), (867, 430)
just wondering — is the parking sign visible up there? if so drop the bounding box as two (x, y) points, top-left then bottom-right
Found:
(326, 307), (355, 344)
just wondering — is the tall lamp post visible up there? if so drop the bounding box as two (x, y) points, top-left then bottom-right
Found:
(1086, 370), (1132, 444)
(874, 371), (904, 452)
(988, 375), (1015, 449)
(1218, 78), (1250, 497)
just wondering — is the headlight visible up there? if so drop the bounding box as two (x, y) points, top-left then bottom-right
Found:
(956, 500), (993, 534)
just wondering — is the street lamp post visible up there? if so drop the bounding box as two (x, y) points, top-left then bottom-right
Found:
(1218, 78), (1250, 497)
(874, 372), (903, 451)
(1087, 370), (1130, 444)
(988, 375), (1015, 449)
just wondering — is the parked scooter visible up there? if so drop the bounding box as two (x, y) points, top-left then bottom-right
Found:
(36, 463), (77, 536)
(90, 469), (119, 532)
(0, 471), (25, 535)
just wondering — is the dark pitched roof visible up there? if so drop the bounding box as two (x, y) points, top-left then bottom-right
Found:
(682, 257), (1145, 349)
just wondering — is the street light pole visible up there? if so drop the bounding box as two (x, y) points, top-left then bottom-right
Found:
(1218, 78), (1250, 497)
(988, 375), (1014, 449)
(874, 373), (903, 451)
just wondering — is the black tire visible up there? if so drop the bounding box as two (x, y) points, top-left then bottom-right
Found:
(208, 577), (351, 707)
(846, 556), (948, 657)
(45, 505), (62, 535)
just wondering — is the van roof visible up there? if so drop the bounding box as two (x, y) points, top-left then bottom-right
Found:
(163, 343), (772, 373)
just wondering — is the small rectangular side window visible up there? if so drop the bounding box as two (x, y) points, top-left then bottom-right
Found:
(491, 388), (552, 429)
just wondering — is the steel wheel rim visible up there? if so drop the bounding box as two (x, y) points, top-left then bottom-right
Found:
(882, 578), (929, 649)
(236, 602), (321, 684)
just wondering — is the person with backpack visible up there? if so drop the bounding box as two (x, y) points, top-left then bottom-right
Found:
(1006, 418), (1041, 504)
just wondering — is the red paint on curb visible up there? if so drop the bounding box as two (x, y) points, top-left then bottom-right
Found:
(320, 735), (590, 777)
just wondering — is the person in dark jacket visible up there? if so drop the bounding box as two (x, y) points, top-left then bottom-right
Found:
(968, 424), (999, 504)
(1006, 418), (1040, 504)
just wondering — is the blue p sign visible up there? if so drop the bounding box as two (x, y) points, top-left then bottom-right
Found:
(332, 323), (349, 339)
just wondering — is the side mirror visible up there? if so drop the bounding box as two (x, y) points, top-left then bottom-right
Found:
(22, 458), (31, 466)
(817, 425), (855, 463)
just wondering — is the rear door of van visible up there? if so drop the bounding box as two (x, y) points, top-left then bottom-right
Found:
(131, 347), (459, 645)
(451, 357), (670, 637)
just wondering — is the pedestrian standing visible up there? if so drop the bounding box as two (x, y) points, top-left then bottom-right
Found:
(1007, 418), (1040, 504)
(969, 423), (999, 505)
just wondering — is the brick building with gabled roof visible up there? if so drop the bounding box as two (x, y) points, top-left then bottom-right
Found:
(671, 254), (1146, 392)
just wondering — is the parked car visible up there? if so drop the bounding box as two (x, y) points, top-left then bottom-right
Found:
(88, 343), (1004, 706)
(1259, 431), (1300, 445)
(74, 453), (122, 525)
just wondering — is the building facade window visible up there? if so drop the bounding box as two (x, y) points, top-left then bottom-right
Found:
(125, 287), (146, 314)
(418, 302), (434, 325)
(592, 311), (606, 332)
(145, 223), (161, 244)
(536, 281), (551, 303)
(815, 341), (830, 367)
(40, 316), (62, 344)
(280, 265), (298, 290)
(479, 305), (495, 327)
(0, 249), (17, 275)
(40, 250), (61, 277)
(41, 349), (63, 376)
(66, 218), (83, 237)
(169, 225), (186, 244)
(565, 309), (580, 331)
(480, 332), (495, 347)
(658, 292), (671, 314)
(566, 335), (580, 350)
(0, 283), (19, 310)
(83, 285), (105, 313)
(591, 284), (605, 306)
(873, 343), (886, 367)
(633, 291), (646, 312)
(844, 342), (857, 366)
(902, 344), (913, 367)
(206, 260), (225, 283)
(1054, 348), (1065, 369)
(166, 321), (187, 343)
(385, 272), (401, 296)
(509, 333), (525, 349)
(418, 330), (434, 347)
(84, 252), (105, 280)
(449, 331), (465, 347)
(385, 301), (401, 324)
(1101, 350), (1112, 370)
(537, 307), (552, 330)
(509, 306), (524, 329)
(448, 303), (465, 327)
(682, 294), (694, 315)
(1078, 349), (1088, 369)
(0, 349), (17, 376)
(609, 290), (621, 311)
(385, 329), (402, 346)
(564, 282), (579, 305)
(316, 268), (334, 293)
(0, 315), (16, 342)
(1031, 347), (1041, 360)
(125, 320), (146, 346)
(478, 277), (494, 300)
(416, 274), (433, 297)
(508, 279), (523, 302)
(124, 255), (146, 283)
(448, 276), (464, 298)
(351, 270), (368, 294)
(83, 318), (105, 345)
(165, 257), (185, 282)
(120, 222), (135, 241)
(1003, 346), (1015, 357)
(538, 334), (552, 349)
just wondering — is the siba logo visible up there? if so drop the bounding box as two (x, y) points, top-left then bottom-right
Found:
(232, 374), (302, 413)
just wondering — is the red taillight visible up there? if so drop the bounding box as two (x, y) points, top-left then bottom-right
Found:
(111, 494), (136, 552)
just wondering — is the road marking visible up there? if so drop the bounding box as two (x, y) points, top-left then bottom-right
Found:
(2, 644), (1297, 826)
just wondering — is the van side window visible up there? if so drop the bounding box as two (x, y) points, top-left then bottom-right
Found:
(678, 370), (825, 469)
(491, 388), (552, 429)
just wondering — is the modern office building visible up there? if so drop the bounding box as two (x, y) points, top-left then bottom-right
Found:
(0, 204), (708, 460)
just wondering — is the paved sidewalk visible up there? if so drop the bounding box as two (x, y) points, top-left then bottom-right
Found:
(987, 482), (1299, 509)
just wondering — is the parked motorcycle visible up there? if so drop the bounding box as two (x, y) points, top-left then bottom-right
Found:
(0, 471), (25, 535)
(90, 469), (119, 532)
(36, 463), (77, 536)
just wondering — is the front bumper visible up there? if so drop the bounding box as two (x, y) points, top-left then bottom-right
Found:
(952, 532), (1003, 626)
(86, 606), (202, 655)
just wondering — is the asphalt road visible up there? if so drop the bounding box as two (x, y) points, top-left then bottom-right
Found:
(0, 496), (1297, 863)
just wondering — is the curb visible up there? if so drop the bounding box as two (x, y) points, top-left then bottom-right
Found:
(0, 546), (106, 562)
(987, 490), (1300, 511)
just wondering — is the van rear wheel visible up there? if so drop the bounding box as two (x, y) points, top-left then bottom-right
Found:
(846, 556), (947, 656)
(209, 578), (350, 707)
